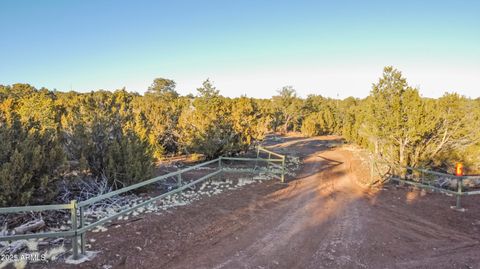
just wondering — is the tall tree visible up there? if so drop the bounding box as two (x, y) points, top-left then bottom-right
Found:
(364, 66), (431, 166)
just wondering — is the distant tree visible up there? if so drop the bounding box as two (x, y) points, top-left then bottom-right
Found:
(272, 86), (302, 133)
(0, 83), (36, 98)
(132, 93), (186, 158)
(146, 78), (178, 99)
(338, 97), (367, 146)
(178, 79), (237, 158)
(231, 97), (269, 150)
(196, 78), (219, 98)
(302, 94), (326, 114)
(301, 106), (336, 137)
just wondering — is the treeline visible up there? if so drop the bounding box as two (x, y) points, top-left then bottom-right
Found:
(0, 79), (274, 206)
(1, 66), (479, 206)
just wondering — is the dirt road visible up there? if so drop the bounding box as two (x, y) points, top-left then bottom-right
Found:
(48, 136), (480, 269)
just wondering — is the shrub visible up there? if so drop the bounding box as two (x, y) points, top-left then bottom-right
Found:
(0, 112), (65, 206)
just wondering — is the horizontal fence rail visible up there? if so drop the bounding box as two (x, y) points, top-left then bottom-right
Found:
(0, 203), (74, 214)
(0, 147), (287, 261)
(77, 169), (223, 235)
(389, 177), (459, 195)
(78, 158), (221, 207)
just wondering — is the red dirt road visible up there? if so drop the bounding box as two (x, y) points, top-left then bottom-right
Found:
(45, 136), (480, 269)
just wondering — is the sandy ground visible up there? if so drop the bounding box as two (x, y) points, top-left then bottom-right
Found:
(29, 136), (480, 269)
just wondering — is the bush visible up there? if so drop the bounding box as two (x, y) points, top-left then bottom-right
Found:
(59, 92), (154, 188)
(301, 108), (336, 137)
(0, 113), (65, 206)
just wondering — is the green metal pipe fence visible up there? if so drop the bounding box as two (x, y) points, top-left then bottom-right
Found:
(256, 146), (286, 183)
(0, 147), (287, 260)
(372, 158), (480, 210)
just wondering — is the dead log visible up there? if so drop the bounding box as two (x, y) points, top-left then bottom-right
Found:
(14, 219), (45, 234)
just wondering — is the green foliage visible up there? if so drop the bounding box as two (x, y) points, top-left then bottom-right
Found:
(337, 97), (367, 146)
(178, 80), (238, 158)
(422, 93), (480, 168)
(132, 91), (186, 158)
(103, 131), (153, 186)
(57, 90), (154, 187)
(0, 83), (36, 99)
(301, 107), (336, 137)
(146, 78), (178, 99)
(17, 89), (62, 132)
(298, 67), (479, 171)
(231, 97), (270, 150)
(272, 86), (302, 132)
(0, 100), (65, 206)
(362, 66), (431, 165)
(334, 67), (480, 171)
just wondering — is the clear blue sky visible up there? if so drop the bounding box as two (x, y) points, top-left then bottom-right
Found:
(1, 0), (479, 98)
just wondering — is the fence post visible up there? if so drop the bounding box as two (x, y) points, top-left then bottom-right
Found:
(70, 200), (79, 260)
(456, 177), (463, 209)
(79, 205), (86, 255)
(268, 152), (271, 169)
(218, 157), (222, 170)
(281, 156), (286, 183)
(177, 173), (182, 187)
(255, 147), (260, 170)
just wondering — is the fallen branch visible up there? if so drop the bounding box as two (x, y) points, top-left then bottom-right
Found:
(9, 240), (27, 254)
(14, 219), (45, 234)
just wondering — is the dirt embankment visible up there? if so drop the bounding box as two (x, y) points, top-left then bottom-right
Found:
(29, 136), (480, 269)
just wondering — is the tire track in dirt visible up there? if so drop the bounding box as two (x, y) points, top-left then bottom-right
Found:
(186, 141), (369, 269)
(307, 157), (368, 269)
(210, 157), (324, 269)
